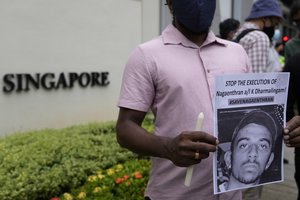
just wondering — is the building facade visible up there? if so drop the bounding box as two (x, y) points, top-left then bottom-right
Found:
(0, 0), (292, 135)
(0, 0), (160, 135)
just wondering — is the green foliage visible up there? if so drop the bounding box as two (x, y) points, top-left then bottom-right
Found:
(0, 122), (136, 200)
(0, 114), (155, 200)
(58, 159), (150, 200)
(141, 112), (155, 133)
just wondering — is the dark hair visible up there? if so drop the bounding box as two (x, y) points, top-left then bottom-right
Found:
(290, 0), (300, 22)
(219, 18), (240, 39)
(231, 110), (277, 151)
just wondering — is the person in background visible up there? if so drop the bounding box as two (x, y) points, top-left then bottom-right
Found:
(283, 0), (300, 168)
(116, 0), (252, 199)
(275, 42), (285, 68)
(283, 52), (300, 200)
(268, 33), (282, 72)
(219, 18), (240, 40)
(233, 0), (282, 73)
(233, 0), (283, 199)
(284, 1), (300, 63)
(269, 28), (284, 71)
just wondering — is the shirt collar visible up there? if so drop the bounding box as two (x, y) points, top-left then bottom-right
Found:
(162, 23), (226, 48)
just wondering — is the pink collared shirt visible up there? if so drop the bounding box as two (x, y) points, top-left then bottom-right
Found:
(118, 24), (251, 200)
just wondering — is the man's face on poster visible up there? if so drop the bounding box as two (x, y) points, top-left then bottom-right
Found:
(230, 123), (274, 184)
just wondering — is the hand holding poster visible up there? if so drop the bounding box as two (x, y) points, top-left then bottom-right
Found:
(213, 72), (289, 194)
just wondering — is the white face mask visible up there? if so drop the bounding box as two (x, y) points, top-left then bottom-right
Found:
(272, 29), (281, 42)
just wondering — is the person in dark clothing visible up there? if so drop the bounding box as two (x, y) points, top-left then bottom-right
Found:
(219, 18), (240, 40)
(284, 1), (300, 62)
(283, 52), (300, 200)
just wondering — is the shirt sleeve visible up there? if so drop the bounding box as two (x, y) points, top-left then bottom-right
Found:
(117, 46), (155, 112)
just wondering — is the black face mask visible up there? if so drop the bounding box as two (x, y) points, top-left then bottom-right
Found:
(263, 26), (275, 41)
(172, 0), (216, 34)
(177, 20), (210, 35)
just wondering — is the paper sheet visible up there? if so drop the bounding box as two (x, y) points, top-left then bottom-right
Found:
(213, 72), (289, 194)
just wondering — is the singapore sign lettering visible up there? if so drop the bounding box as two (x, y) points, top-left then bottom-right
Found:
(2, 72), (109, 93)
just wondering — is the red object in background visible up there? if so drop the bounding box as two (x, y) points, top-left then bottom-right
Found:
(282, 35), (289, 43)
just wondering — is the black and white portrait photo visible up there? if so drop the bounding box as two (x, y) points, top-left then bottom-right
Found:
(215, 105), (283, 193)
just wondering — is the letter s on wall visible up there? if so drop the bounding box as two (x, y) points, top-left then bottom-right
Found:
(3, 74), (15, 93)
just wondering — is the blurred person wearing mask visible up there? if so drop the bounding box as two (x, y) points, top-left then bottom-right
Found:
(233, 0), (282, 73)
(116, 0), (252, 199)
(285, 0), (300, 62)
(274, 35), (285, 68)
(233, 0), (283, 199)
(268, 28), (283, 71)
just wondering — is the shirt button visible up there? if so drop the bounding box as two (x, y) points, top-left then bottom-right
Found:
(207, 69), (210, 73)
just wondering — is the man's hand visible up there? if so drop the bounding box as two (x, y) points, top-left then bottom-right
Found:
(166, 131), (219, 167)
(284, 116), (300, 148)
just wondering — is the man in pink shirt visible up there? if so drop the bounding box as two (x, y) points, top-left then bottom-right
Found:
(116, 0), (300, 199)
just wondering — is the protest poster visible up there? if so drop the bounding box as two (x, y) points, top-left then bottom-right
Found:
(213, 72), (289, 194)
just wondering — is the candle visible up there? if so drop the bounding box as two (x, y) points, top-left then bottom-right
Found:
(184, 112), (204, 187)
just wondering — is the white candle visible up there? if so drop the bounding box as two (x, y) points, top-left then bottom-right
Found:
(184, 112), (204, 187)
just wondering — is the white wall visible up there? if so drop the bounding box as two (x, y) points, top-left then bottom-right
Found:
(219, 0), (232, 22)
(232, 0), (254, 23)
(212, 0), (254, 36)
(0, 0), (160, 135)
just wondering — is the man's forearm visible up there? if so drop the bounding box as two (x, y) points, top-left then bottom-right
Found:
(116, 119), (171, 159)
